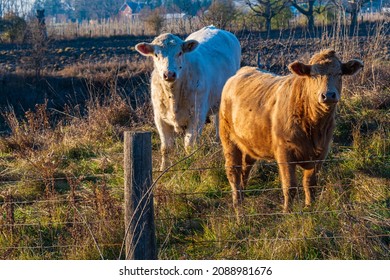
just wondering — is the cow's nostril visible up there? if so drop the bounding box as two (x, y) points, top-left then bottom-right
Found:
(321, 92), (339, 103)
(164, 71), (176, 81)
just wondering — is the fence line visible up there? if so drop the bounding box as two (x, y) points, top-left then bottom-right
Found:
(1, 195), (386, 228)
(0, 132), (388, 259)
(1, 235), (389, 252)
(0, 173), (121, 185)
(152, 182), (386, 199)
(0, 197), (84, 206)
(0, 182), (386, 207)
(176, 234), (390, 244)
(152, 154), (389, 173)
(0, 205), (374, 228)
(0, 243), (122, 251)
(0, 155), (387, 186)
(153, 208), (364, 222)
(0, 219), (123, 228)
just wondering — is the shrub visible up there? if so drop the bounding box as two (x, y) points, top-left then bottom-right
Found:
(141, 7), (166, 35)
(0, 13), (27, 43)
(200, 0), (237, 29)
(23, 17), (49, 80)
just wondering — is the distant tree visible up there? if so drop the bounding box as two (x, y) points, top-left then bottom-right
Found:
(32, 0), (74, 17)
(1, 0), (32, 16)
(288, 0), (330, 33)
(172, 0), (203, 16)
(246, 0), (288, 36)
(145, 0), (163, 9)
(202, 0), (237, 29)
(141, 7), (166, 34)
(96, 0), (124, 19)
(26, 10), (49, 80)
(330, 0), (370, 35)
(272, 4), (293, 29)
(0, 12), (27, 43)
(34, 0), (123, 21)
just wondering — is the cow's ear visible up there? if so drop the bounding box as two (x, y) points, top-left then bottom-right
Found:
(135, 43), (155, 56)
(342, 59), (364, 76)
(182, 40), (199, 53)
(288, 61), (311, 76)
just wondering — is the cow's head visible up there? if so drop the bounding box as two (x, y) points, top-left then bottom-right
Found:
(288, 49), (363, 105)
(135, 33), (199, 83)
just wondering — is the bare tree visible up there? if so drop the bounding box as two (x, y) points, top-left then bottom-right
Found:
(141, 7), (166, 35)
(1, 0), (31, 16)
(0, 12), (27, 43)
(330, 0), (370, 34)
(201, 0), (237, 29)
(29, 10), (49, 80)
(288, 0), (330, 33)
(246, 0), (288, 37)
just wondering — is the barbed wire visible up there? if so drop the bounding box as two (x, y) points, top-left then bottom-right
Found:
(0, 154), (387, 183)
(152, 154), (389, 173)
(1, 235), (388, 253)
(0, 161), (387, 209)
(1, 198), (387, 228)
(0, 219), (123, 228)
(0, 180), (386, 207)
(172, 234), (390, 244)
(152, 182), (384, 199)
(0, 197), (83, 206)
(0, 243), (122, 251)
(154, 206), (390, 224)
(0, 173), (121, 186)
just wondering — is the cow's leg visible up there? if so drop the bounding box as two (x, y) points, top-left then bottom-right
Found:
(242, 153), (255, 188)
(225, 144), (244, 220)
(155, 117), (175, 171)
(213, 114), (220, 143)
(184, 110), (207, 153)
(184, 130), (196, 153)
(220, 127), (244, 221)
(276, 151), (297, 212)
(303, 164), (321, 208)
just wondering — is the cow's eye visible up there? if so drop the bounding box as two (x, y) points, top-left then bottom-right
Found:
(155, 53), (158, 58)
(178, 51), (182, 57)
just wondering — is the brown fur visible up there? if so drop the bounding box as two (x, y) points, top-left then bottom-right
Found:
(219, 50), (363, 218)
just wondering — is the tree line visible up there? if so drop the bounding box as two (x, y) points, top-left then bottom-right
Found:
(0, 0), (386, 43)
(246, 0), (380, 35)
(30, 0), (213, 20)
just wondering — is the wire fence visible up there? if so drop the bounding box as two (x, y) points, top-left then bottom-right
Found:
(0, 149), (389, 259)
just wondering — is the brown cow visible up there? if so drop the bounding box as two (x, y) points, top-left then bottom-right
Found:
(219, 49), (363, 218)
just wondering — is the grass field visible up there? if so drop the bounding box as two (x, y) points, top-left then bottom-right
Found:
(0, 21), (389, 260)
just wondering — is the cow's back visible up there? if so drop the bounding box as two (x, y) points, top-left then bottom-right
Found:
(186, 26), (240, 69)
(186, 26), (241, 108)
(220, 67), (290, 160)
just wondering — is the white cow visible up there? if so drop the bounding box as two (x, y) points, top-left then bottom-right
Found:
(135, 26), (241, 170)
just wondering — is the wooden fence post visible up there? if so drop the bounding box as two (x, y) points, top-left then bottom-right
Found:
(124, 131), (157, 260)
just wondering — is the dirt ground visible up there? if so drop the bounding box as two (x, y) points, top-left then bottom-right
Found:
(1, 22), (388, 73)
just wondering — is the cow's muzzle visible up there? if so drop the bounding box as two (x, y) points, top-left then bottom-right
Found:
(320, 91), (339, 104)
(163, 71), (176, 82)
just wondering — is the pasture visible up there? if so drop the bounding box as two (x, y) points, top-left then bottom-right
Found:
(0, 21), (389, 260)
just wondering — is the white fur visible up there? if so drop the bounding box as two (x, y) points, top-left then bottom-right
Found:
(136, 26), (241, 170)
